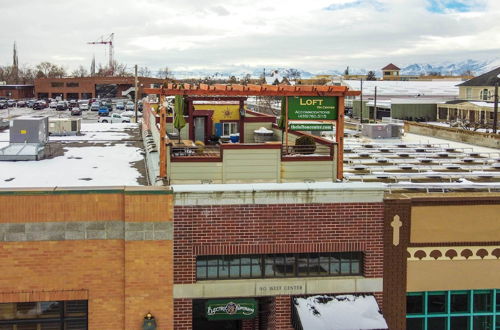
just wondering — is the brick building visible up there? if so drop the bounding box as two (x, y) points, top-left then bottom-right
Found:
(34, 76), (165, 100)
(0, 84), (34, 99)
(0, 187), (174, 330)
(172, 183), (388, 329)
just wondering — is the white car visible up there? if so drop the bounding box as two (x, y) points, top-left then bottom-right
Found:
(125, 101), (135, 111)
(49, 101), (57, 109)
(98, 113), (131, 123)
(121, 110), (142, 118)
(79, 103), (89, 111)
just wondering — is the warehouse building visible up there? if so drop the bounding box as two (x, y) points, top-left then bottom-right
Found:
(34, 76), (164, 100)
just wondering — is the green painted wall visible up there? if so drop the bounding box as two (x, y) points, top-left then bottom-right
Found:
(391, 103), (437, 121)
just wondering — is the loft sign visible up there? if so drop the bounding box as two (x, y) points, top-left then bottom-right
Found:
(206, 299), (257, 320)
(287, 96), (338, 120)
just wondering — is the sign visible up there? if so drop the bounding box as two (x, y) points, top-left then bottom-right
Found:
(257, 282), (305, 296)
(287, 96), (338, 120)
(206, 299), (257, 320)
(289, 123), (333, 131)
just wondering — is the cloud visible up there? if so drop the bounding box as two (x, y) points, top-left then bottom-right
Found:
(324, 0), (384, 11)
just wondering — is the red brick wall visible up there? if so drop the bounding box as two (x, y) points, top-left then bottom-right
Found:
(174, 299), (192, 330)
(174, 202), (384, 328)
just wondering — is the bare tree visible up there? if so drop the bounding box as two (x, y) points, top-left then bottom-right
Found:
(35, 62), (66, 78)
(157, 66), (174, 80)
(366, 71), (376, 81)
(138, 66), (153, 77)
(71, 65), (88, 78)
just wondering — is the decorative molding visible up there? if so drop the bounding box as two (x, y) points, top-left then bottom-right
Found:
(391, 215), (402, 246)
(407, 246), (500, 261)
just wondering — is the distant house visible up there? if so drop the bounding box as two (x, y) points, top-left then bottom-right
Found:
(457, 66), (500, 101)
(381, 63), (401, 80)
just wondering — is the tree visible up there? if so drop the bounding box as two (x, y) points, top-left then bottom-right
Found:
(157, 66), (174, 80)
(284, 68), (301, 81)
(344, 66), (349, 76)
(366, 71), (376, 81)
(138, 66), (153, 77)
(228, 75), (237, 84)
(71, 65), (88, 78)
(241, 73), (251, 84)
(34, 62), (66, 78)
(429, 71), (441, 76)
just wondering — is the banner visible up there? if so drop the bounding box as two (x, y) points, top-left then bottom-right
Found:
(289, 123), (333, 131)
(206, 299), (257, 320)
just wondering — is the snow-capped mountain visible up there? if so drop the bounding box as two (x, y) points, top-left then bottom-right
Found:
(167, 58), (500, 79)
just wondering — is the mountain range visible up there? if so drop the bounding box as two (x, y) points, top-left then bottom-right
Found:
(170, 58), (500, 79)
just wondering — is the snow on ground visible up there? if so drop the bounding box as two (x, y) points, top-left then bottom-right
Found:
(294, 295), (388, 330)
(0, 123), (145, 188)
(402, 133), (499, 154)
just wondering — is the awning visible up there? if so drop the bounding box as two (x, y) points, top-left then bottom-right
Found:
(292, 295), (388, 330)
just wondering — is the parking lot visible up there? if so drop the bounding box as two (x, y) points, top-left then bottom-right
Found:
(0, 106), (140, 123)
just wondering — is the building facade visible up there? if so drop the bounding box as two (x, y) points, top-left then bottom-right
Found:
(0, 84), (34, 99)
(34, 76), (165, 100)
(172, 183), (387, 330)
(384, 192), (500, 330)
(0, 187), (174, 330)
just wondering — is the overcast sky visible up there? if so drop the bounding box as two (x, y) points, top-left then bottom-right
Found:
(1, 0), (499, 74)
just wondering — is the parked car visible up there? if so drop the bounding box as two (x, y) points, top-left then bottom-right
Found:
(121, 110), (142, 118)
(0, 101), (8, 109)
(33, 101), (47, 110)
(27, 100), (36, 108)
(71, 107), (82, 116)
(17, 100), (26, 107)
(49, 101), (58, 109)
(98, 106), (109, 117)
(98, 113), (130, 123)
(7, 100), (16, 107)
(125, 101), (135, 111)
(116, 101), (125, 110)
(79, 103), (89, 111)
(69, 100), (78, 108)
(56, 101), (67, 111)
(90, 102), (100, 111)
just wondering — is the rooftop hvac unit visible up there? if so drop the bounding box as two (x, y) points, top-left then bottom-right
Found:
(49, 118), (82, 136)
(10, 116), (49, 144)
(361, 124), (392, 139)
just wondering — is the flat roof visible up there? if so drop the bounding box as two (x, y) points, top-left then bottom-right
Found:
(0, 123), (147, 187)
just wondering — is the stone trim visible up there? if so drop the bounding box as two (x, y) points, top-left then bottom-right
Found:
(173, 277), (383, 299)
(0, 221), (172, 242)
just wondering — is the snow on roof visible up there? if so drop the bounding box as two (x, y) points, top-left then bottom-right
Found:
(0, 123), (145, 187)
(469, 101), (495, 108)
(344, 80), (459, 97)
(294, 295), (388, 330)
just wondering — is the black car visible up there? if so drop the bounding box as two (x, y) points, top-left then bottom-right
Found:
(71, 107), (82, 116)
(33, 101), (47, 110)
(0, 101), (7, 109)
(56, 101), (67, 111)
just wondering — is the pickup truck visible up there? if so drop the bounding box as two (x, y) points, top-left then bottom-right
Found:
(98, 113), (131, 123)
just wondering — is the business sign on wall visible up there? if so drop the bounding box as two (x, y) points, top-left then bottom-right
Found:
(287, 96), (338, 120)
(206, 299), (257, 320)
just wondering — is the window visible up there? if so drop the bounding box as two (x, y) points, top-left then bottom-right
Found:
(384, 71), (390, 75)
(196, 252), (363, 280)
(222, 122), (238, 136)
(0, 300), (87, 329)
(406, 290), (500, 330)
(66, 82), (79, 87)
(466, 88), (472, 99)
(480, 89), (490, 101)
(50, 82), (63, 88)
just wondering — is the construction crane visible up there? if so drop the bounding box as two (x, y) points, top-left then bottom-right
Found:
(87, 33), (114, 74)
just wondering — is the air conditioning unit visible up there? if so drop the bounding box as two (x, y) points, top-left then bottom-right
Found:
(49, 118), (81, 136)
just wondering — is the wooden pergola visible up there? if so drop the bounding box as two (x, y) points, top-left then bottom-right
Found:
(144, 83), (360, 181)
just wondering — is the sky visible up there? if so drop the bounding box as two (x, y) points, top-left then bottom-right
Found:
(0, 0), (499, 75)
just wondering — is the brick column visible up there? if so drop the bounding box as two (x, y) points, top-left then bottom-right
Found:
(274, 295), (293, 330)
(174, 299), (192, 330)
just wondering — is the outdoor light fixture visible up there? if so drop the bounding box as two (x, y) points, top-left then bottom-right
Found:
(142, 312), (157, 330)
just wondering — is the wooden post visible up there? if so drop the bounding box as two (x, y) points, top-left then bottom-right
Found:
(285, 96), (289, 153)
(336, 96), (345, 180)
(159, 94), (167, 179)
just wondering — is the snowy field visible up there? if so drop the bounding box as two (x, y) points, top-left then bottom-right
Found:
(0, 123), (146, 188)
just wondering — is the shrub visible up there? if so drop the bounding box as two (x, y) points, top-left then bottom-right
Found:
(294, 135), (316, 154)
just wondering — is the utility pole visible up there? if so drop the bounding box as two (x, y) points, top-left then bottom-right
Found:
(494, 80), (498, 134)
(134, 64), (138, 123)
(374, 86), (377, 121)
(360, 78), (363, 126)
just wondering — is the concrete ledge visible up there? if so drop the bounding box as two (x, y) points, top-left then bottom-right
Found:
(173, 277), (383, 298)
(173, 182), (386, 206)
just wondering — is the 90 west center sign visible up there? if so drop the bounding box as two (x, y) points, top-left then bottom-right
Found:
(287, 96), (338, 120)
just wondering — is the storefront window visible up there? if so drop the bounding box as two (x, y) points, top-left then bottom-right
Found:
(196, 252), (363, 280)
(0, 301), (87, 330)
(406, 290), (500, 330)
